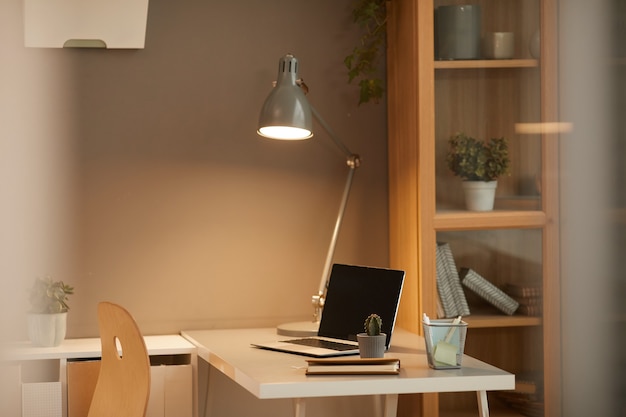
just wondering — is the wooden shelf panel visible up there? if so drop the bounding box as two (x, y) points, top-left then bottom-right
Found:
(433, 210), (546, 231)
(434, 59), (538, 70)
(463, 314), (542, 329)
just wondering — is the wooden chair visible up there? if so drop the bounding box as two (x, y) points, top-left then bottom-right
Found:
(88, 302), (151, 417)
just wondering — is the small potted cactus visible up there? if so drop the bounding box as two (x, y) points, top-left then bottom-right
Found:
(356, 313), (387, 358)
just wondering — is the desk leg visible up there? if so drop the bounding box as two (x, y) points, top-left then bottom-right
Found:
(293, 398), (306, 417)
(383, 394), (399, 417)
(476, 391), (489, 417)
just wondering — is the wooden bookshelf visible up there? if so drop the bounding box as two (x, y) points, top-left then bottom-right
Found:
(387, 0), (560, 416)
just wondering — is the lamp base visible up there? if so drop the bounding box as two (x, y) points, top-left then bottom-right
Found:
(276, 320), (320, 337)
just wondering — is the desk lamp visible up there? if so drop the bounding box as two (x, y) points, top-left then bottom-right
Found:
(257, 53), (361, 336)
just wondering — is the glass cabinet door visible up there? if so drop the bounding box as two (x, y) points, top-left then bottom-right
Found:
(433, 0), (542, 212)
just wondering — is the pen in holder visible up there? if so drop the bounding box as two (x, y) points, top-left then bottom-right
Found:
(422, 315), (467, 369)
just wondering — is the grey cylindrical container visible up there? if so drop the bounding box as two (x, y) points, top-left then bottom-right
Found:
(436, 4), (481, 60)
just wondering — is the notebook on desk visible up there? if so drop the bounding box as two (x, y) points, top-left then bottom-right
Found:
(252, 263), (405, 357)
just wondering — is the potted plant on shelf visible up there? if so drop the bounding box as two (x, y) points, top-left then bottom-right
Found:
(446, 132), (510, 211)
(357, 313), (386, 358)
(27, 277), (74, 347)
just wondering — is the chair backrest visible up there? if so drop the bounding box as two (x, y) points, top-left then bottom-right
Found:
(88, 302), (151, 417)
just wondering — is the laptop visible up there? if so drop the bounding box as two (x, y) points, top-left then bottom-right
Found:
(252, 263), (405, 357)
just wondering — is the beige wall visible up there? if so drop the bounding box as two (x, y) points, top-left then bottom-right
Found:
(1, 1), (389, 415)
(2, 0), (389, 336)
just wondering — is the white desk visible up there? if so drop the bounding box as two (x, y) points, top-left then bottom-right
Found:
(181, 328), (514, 417)
(4, 335), (197, 361)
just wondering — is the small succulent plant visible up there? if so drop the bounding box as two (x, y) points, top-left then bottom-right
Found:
(364, 313), (382, 336)
(29, 277), (74, 314)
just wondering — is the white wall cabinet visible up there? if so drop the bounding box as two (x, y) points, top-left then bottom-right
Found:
(23, 0), (150, 48)
(2, 335), (197, 417)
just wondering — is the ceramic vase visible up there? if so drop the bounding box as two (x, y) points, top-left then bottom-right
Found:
(435, 4), (481, 60)
(27, 312), (67, 347)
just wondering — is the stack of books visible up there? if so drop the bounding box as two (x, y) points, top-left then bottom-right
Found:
(506, 282), (543, 316)
(305, 358), (401, 375)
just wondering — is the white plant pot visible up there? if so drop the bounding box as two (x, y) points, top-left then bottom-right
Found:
(27, 312), (67, 347)
(462, 180), (497, 211)
(357, 333), (386, 358)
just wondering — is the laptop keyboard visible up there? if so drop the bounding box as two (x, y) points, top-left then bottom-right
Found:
(284, 338), (358, 351)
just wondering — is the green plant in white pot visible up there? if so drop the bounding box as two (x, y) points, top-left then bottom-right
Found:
(446, 133), (510, 211)
(27, 277), (74, 347)
(357, 313), (386, 358)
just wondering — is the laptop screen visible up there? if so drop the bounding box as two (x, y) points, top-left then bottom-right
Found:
(318, 264), (405, 348)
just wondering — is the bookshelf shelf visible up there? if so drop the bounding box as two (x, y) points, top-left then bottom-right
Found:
(433, 211), (546, 231)
(464, 314), (541, 329)
(434, 58), (538, 70)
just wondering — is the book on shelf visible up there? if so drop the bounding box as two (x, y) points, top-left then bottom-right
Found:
(505, 282), (542, 298)
(460, 268), (519, 315)
(305, 357), (401, 375)
(435, 242), (470, 318)
(517, 303), (543, 316)
(514, 295), (543, 306)
(516, 298), (543, 316)
(506, 282), (543, 316)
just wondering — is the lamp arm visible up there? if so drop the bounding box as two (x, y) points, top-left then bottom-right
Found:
(316, 163), (357, 296)
(309, 105), (361, 322)
(310, 105), (355, 158)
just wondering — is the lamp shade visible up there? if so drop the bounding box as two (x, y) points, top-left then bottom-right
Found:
(257, 54), (313, 140)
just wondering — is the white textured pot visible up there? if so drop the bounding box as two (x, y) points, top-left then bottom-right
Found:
(462, 180), (497, 211)
(27, 312), (67, 347)
(357, 333), (386, 358)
